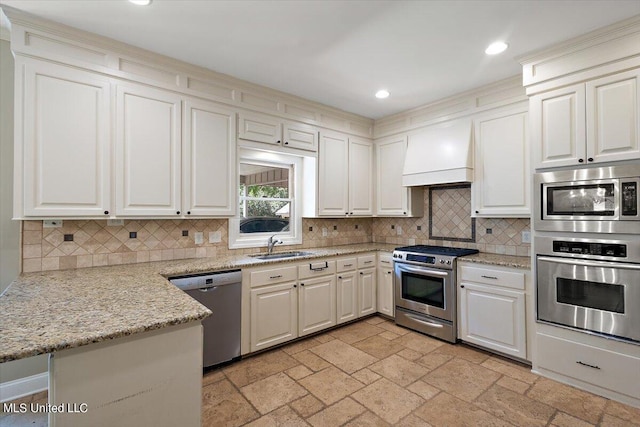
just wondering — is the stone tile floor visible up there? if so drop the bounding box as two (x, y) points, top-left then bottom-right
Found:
(2, 316), (640, 426)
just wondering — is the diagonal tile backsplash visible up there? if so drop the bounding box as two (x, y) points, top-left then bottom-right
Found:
(21, 187), (529, 272)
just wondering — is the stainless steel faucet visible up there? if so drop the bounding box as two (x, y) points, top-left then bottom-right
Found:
(267, 235), (282, 254)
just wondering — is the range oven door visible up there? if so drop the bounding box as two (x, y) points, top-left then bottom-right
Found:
(537, 256), (640, 343)
(394, 262), (453, 322)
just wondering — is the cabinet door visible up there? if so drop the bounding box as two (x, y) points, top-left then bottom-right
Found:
(459, 282), (526, 359)
(283, 122), (318, 152)
(473, 109), (530, 217)
(348, 137), (374, 216)
(358, 268), (377, 317)
(377, 267), (394, 317)
(375, 136), (408, 216)
(21, 59), (111, 217)
(115, 84), (182, 216)
(238, 112), (282, 145)
(183, 99), (236, 216)
(318, 131), (349, 216)
(531, 84), (586, 169)
(586, 69), (640, 164)
(299, 275), (336, 336)
(250, 282), (298, 351)
(337, 272), (358, 324)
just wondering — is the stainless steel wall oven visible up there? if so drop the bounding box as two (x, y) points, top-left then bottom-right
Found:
(536, 235), (640, 344)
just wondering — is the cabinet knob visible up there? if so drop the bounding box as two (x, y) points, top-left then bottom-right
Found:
(475, 210), (479, 214)
(360, 272), (363, 275)
(403, 212), (407, 215)
(104, 211), (109, 215)
(387, 271), (392, 274)
(187, 211), (191, 215)
(578, 158), (584, 163)
(350, 212), (354, 215)
(284, 141), (289, 145)
(345, 212), (349, 216)
(176, 211), (181, 215)
(460, 285), (465, 288)
(277, 140), (281, 144)
(588, 158), (594, 162)
(293, 284), (297, 288)
(300, 283), (305, 287)
(338, 276), (342, 279)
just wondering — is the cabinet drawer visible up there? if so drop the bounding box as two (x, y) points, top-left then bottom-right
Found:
(337, 257), (357, 272)
(460, 265), (524, 290)
(378, 253), (393, 268)
(358, 254), (376, 269)
(298, 260), (336, 279)
(250, 265), (297, 287)
(536, 333), (640, 399)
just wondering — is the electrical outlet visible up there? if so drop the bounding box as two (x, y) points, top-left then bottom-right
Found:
(397, 225), (402, 235)
(209, 231), (221, 243)
(43, 220), (63, 228)
(194, 232), (204, 245)
(522, 230), (531, 243)
(322, 227), (327, 237)
(107, 219), (124, 226)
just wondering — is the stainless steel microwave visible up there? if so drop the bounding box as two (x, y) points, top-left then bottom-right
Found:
(534, 164), (640, 234)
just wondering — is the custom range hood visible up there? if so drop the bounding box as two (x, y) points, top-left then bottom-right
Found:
(402, 120), (473, 186)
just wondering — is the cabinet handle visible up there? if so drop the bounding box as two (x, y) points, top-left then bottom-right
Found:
(578, 158), (584, 163)
(104, 210), (109, 215)
(481, 275), (498, 280)
(176, 211), (181, 215)
(380, 261), (390, 264)
(344, 263), (353, 267)
(587, 157), (594, 162)
(576, 361), (600, 370)
(364, 260), (373, 264)
(269, 274), (283, 279)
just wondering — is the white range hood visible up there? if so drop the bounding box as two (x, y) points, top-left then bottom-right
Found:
(402, 120), (473, 186)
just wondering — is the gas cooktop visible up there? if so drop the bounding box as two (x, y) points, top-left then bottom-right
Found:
(394, 245), (479, 257)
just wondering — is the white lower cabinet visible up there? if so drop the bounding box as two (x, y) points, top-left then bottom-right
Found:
(337, 272), (358, 324)
(358, 268), (377, 317)
(458, 264), (528, 360)
(377, 253), (394, 317)
(250, 282), (298, 352)
(298, 275), (336, 336)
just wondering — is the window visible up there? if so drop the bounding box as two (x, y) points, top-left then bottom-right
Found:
(229, 149), (303, 249)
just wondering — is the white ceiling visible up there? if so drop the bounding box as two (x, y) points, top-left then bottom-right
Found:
(2, 1), (640, 119)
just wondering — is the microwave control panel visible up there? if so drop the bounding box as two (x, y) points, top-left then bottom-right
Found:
(622, 181), (638, 216)
(553, 241), (627, 257)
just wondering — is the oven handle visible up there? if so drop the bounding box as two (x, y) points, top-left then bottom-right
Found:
(395, 264), (450, 277)
(537, 256), (640, 271)
(405, 313), (444, 329)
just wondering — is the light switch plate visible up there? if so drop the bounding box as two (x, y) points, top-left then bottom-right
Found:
(209, 231), (221, 243)
(194, 232), (204, 245)
(396, 225), (403, 235)
(322, 227), (328, 237)
(107, 219), (124, 226)
(43, 220), (63, 228)
(522, 231), (531, 243)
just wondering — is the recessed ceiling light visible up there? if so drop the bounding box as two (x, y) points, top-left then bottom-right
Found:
(375, 90), (390, 99)
(485, 41), (508, 55)
(129, 0), (152, 5)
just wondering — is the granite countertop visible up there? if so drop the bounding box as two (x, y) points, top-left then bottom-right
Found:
(459, 252), (531, 269)
(0, 243), (397, 363)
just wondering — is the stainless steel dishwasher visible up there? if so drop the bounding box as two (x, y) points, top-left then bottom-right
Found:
(170, 270), (242, 368)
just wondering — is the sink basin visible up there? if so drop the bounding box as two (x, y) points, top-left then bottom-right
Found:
(250, 251), (312, 260)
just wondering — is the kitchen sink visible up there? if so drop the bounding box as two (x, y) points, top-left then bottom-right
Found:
(249, 251), (313, 260)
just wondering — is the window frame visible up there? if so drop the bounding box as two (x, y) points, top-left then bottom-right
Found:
(229, 148), (303, 249)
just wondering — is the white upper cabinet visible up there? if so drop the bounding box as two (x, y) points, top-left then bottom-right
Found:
(318, 131), (373, 217)
(374, 135), (423, 217)
(183, 99), (236, 216)
(115, 84), (182, 216)
(18, 58), (112, 217)
(348, 137), (374, 216)
(586, 70), (640, 164)
(318, 131), (350, 216)
(238, 112), (318, 152)
(532, 69), (640, 169)
(473, 107), (530, 217)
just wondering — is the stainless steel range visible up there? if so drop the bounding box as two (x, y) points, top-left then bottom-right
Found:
(393, 245), (479, 343)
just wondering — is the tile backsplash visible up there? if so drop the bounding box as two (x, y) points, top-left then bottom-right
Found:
(21, 187), (530, 273)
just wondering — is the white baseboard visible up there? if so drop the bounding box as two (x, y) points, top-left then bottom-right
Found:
(0, 372), (48, 402)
